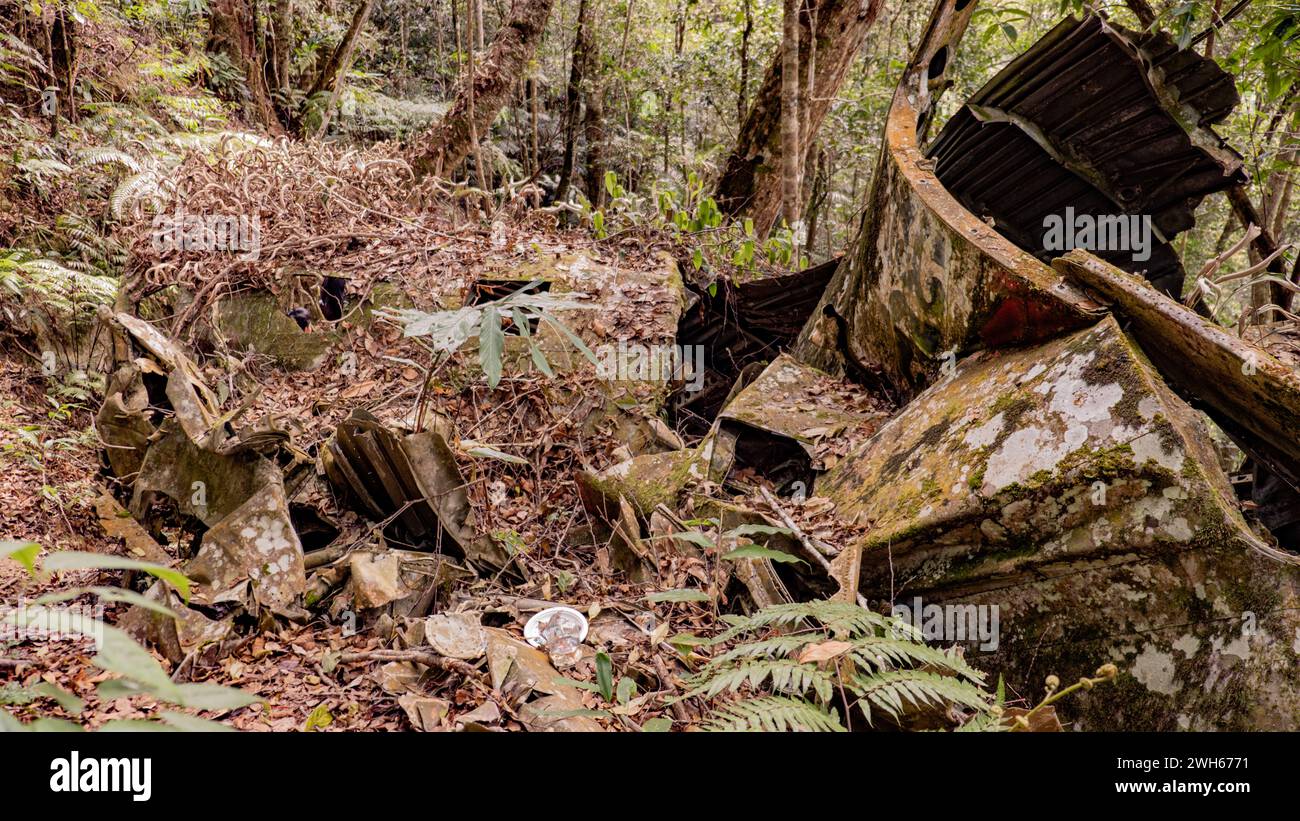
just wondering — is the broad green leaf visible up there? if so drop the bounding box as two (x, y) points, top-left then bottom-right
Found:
(35, 587), (176, 619)
(160, 712), (237, 732)
(641, 717), (672, 732)
(538, 313), (600, 366)
(723, 524), (793, 538)
(663, 530), (714, 548)
(29, 717), (85, 732)
(29, 682), (85, 714)
(615, 676), (637, 705)
(43, 551), (190, 602)
(168, 682), (261, 711)
(552, 676), (601, 693)
(512, 308), (556, 378)
(1, 540), (40, 575)
(667, 632), (709, 651)
(721, 544), (806, 564)
(595, 652), (614, 702)
(479, 305), (504, 388)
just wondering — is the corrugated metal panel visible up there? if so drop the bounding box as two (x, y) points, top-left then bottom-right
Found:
(926, 13), (1245, 296)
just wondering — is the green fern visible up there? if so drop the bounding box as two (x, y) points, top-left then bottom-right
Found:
(852, 669), (992, 724)
(76, 147), (142, 174)
(109, 171), (167, 218)
(687, 599), (997, 732)
(704, 696), (845, 733)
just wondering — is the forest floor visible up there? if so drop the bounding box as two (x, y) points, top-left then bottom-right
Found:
(0, 103), (894, 729)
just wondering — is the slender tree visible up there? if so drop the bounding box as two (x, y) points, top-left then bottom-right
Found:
(207, 0), (284, 134)
(715, 0), (884, 238)
(554, 0), (590, 203)
(304, 0), (376, 137)
(412, 0), (558, 179)
(582, 3), (607, 209)
(780, 0), (801, 244)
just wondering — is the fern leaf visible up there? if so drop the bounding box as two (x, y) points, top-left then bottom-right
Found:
(76, 148), (142, 173)
(704, 697), (844, 732)
(852, 669), (991, 726)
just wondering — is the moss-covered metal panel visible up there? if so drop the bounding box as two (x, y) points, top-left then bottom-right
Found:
(816, 315), (1300, 729)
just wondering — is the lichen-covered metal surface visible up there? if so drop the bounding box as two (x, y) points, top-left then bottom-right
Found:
(927, 14), (1245, 296)
(815, 315), (1300, 729)
(795, 0), (1103, 398)
(717, 353), (882, 458)
(1056, 250), (1300, 493)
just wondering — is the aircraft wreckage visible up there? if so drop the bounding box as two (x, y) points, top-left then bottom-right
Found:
(779, 1), (1300, 730)
(93, 0), (1300, 730)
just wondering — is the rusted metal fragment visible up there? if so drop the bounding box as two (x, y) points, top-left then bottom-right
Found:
(715, 353), (885, 494)
(187, 476), (305, 611)
(112, 313), (222, 442)
(794, 0), (1102, 398)
(817, 315), (1300, 729)
(928, 14), (1244, 296)
(118, 582), (234, 665)
(131, 423), (279, 527)
(672, 257), (838, 433)
(718, 353), (882, 459)
(95, 364), (155, 483)
(322, 409), (507, 568)
(1055, 250), (1300, 494)
(127, 422), (307, 611)
(94, 491), (172, 568)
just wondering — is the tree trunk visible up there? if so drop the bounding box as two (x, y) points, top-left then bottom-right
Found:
(271, 0), (292, 93)
(207, 0), (285, 134)
(304, 0), (374, 100)
(582, 6), (606, 209)
(412, 0), (557, 178)
(738, 0), (752, 129)
(555, 0), (590, 203)
(1227, 185), (1291, 316)
(780, 0), (801, 238)
(715, 0), (883, 238)
(466, 0), (489, 191)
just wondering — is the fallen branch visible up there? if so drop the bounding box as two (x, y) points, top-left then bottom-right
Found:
(759, 486), (870, 610)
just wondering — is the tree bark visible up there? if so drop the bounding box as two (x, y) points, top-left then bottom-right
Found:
(304, 0), (375, 136)
(207, 0), (285, 134)
(555, 0), (590, 203)
(582, 6), (606, 209)
(781, 0), (801, 238)
(271, 0), (292, 93)
(304, 0), (373, 100)
(1124, 0), (1156, 28)
(715, 0), (883, 238)
(466, 0), (489, 191)
(738, 0), (752, 129)
(412, 0), (557, 179)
